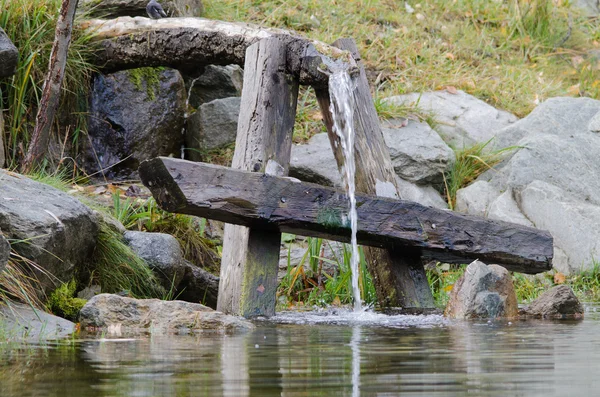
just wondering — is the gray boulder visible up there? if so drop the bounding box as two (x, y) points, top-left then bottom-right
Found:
(456, 97), (600, 274)
(289, 133), (448, 209)
(0, 170), (98, 295)
(80, 0), (204, 18)
(290, 133), (342, 187)
(176, 260), (219, 309)
(185, 64), (243, 109)
(185, 97), (240, 161)
(123, 231), (186, 290)
(79, 294), (254, 334)
(0, 232), (9, 274)
(382, 119), (455, 184)
(520, 285), (584, 319)
(84, 67), (186, 179)
(444, 260), (519, 319)
(385, 90), (518, 148)
(1, 303), (76, 339)
(0, 27), (18, 78)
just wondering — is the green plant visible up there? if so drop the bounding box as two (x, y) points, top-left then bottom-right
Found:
(426, 263), (465, 308)
(110, 194), (221, 274)
(87, 222), (165, 298)
(0, 0), (97, 168)
(278, 238), (376, 308)
(444, 139), (518, 209)
(0, 250), (47, 310)
(46, 279), (86, 321)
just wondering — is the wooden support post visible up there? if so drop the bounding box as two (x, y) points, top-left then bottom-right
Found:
(315, 38), (435, 309)
(217, 36), (299, 317)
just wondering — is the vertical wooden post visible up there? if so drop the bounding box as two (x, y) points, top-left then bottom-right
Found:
(217, 36), (300, 317)
(315, 38), (435, 309)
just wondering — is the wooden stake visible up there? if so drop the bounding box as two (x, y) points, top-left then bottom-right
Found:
(22, 0), (79, 173)
(315, 38), (435, 309)
(217, 36), (299, 317)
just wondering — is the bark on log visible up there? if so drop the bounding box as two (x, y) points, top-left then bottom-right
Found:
(139, 158), (554, 275)
(315, 38), (434, 308)
(81, 17), (356, 87)
(22, 0), (79, 173)
(217, 37), (299, 318)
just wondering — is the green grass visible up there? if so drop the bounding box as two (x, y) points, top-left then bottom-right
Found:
(278, 237), (377, 308)
(0, 0), (97, 168)
(444, 139), (518, 209)
(85, 222), (166, 299)
(111, 194), (221, 274)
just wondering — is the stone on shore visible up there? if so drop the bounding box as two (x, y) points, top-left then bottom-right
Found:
(177, 260), (219, 309)
(79, 294), (254, 334)
(444, 260), (519, 319)
(0, 170), (99, 295)
(184, 64), (243, 108)
(0, 303), (76, 339)
(520, 285), (584, 319)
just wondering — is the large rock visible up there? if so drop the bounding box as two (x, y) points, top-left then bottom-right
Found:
(571, 0), (600, 16)
(382, 120), (455, 184)
(185, 64), (243, 109)
(84, 67), (186, 179)
(80, 0), (204, 18)
(0, 27), (18, 78)
(444, 261), (519, 319)
(176, 260), (219, 309)
(123, 231), (186, 290)
(385, 90), (518, 148)
(185, 97), (240, 161)
(79, 294), (254, 334)
(289, 133), (448, 209)
(0, 303), (76, 339)
(456, 98), (600, 274)
(520, 285), (584, 319)
(0, 232), (9, 274)
(0, 170), (98, 294)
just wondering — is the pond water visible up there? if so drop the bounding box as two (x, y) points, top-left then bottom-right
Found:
(2, 306), (600, 397)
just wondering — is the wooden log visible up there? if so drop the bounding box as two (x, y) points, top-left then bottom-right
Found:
(314, 38), (434, 308)
(81, 17), (356, 87)
(139, 158), (554, 275)
(216, 36), (299, 317)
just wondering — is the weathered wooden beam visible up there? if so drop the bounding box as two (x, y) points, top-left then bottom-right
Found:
(216, 37), (299, 318)
(81, 17), (356, 87)
(139, 158), (554, 275)
(315, 38), (434, 308)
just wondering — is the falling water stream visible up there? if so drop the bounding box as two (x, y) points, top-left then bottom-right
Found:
(328, 68), (362, 312)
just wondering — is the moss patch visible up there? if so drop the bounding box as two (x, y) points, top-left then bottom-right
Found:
(127, 67), (165, 101)
(46, 279), (87, 322)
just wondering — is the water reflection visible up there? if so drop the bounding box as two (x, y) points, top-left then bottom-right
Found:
(2, 310), (600, 396)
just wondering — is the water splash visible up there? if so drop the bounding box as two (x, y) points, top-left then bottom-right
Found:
(328, 68), (362, 311)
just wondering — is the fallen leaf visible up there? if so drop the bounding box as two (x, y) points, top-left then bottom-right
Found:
(554, 272), (566, 285)
(445, 52), (455, 60)
(331, 296), (342, 306)
(256, 284), (265, 293)
(415, 13), (425, 21)
(567, 84), (581, 96)
(444, 284), (454, 292)
(446, 86), (458, 94)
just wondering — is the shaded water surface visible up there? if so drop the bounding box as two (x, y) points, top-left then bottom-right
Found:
(2, 307), (600, 396)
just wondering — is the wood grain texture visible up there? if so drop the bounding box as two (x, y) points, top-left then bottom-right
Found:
(315, 38), (434, 308)
(82, 17), (356, 87)
(139, 158), (554, 275)
(217, 36), (299, 317)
